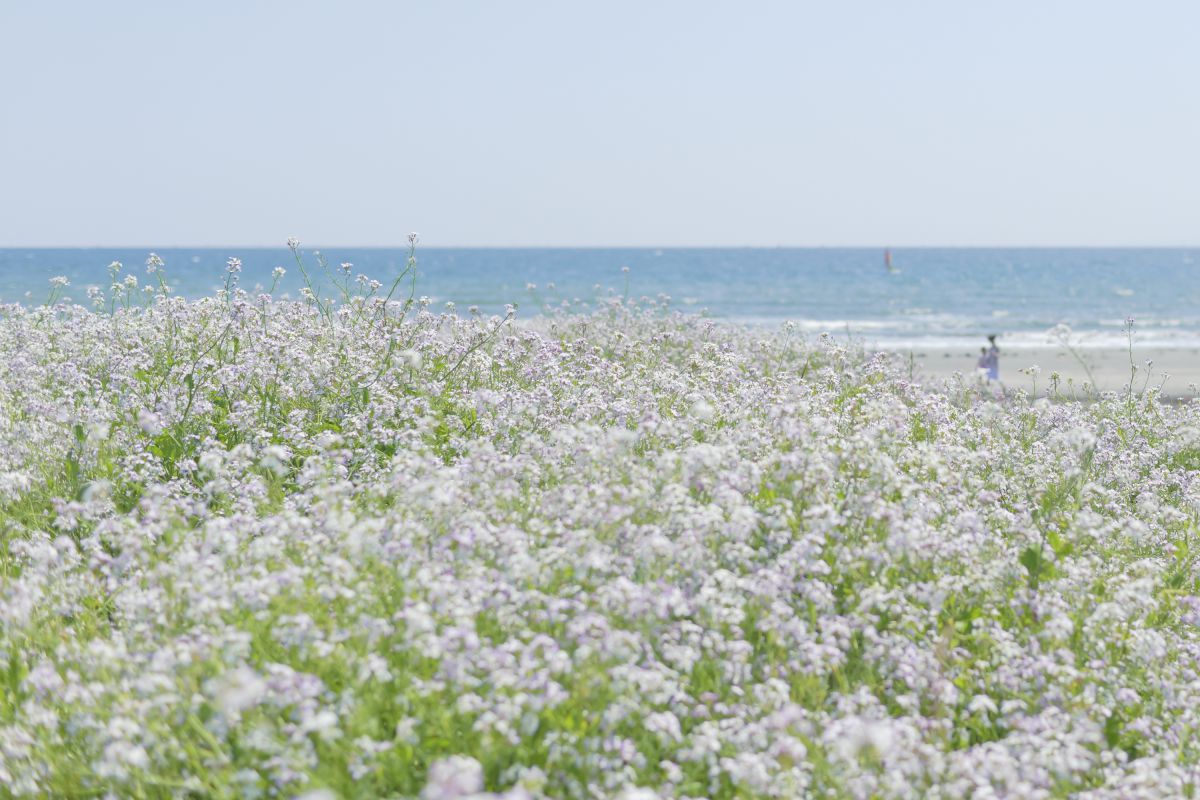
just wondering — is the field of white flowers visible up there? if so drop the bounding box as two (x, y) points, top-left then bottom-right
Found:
(2, 247), (1200, 799)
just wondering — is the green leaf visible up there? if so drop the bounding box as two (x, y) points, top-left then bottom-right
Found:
(1019, 546), (1055, 590)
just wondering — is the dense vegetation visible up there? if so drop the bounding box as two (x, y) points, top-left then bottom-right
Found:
(1, 252), (1198, 798)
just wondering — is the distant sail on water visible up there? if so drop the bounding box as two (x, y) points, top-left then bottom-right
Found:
(884, 248), (899, 273)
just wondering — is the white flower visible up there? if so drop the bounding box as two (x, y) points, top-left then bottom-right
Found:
(211, 665), (267, 717)
(832, 717), (896, 760)
(294, 791), (338, 800)
(260, 445), (291, 477)
(421, 755), (483, 799)
(967, 694), (998, 716)
(81, 480), (111, 504)
(616, 789), (659, 800)
(644, 710), (683, 742)
(25, 661), (64, 697)
(399, 349), (422, 370)
(300, 709), (341, 741)
(97, 740), (150, 779)
(137, 409), (163, 436)
(395, 717), (420, 745)
(1116, 687), (1140, 706)
(1048, 322), (1072, 340)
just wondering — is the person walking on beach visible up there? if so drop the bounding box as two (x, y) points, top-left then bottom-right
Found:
(985, 335), (1000, 381)
(977, 347), (991, 380)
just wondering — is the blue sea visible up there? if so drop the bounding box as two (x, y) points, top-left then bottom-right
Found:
(2, 247), (1198, 350)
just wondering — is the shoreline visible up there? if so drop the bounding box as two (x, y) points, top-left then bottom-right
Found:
(887, 345), (1200, 400)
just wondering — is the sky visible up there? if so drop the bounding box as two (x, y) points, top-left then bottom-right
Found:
(1, 1), (1198, 247)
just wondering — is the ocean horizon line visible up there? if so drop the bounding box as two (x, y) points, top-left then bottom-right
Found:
(2, 244), (1199, 252)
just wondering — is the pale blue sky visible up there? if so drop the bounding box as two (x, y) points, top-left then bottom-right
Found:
(2, 1), (1198, 246)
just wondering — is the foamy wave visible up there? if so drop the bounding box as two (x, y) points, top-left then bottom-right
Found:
(870, 331), (1200, 351)
(728, 316), (1200, 350)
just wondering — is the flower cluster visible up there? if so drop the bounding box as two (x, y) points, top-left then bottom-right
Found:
(0, 267), (1198, 798)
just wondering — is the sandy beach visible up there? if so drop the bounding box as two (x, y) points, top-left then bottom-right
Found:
(892, 345), (1200, 400)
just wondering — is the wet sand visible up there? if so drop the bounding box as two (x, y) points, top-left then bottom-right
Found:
(889, 346), (1200, 401)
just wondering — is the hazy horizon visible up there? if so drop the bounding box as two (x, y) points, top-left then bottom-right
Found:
(3, 1), (1199, 248)
(4, 244), (1200, 250)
